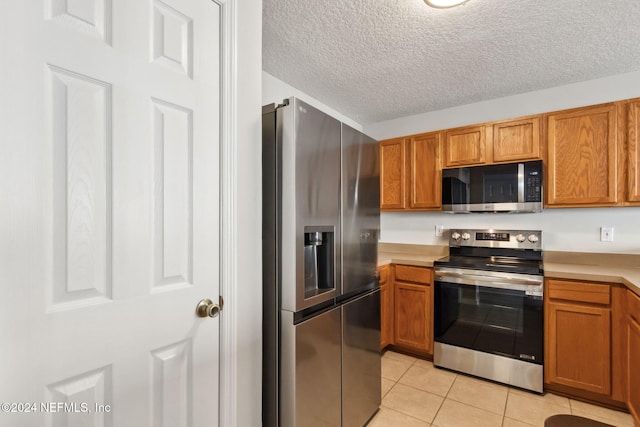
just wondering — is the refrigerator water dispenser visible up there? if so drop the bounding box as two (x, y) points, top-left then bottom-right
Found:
(303, 228), (335, 299)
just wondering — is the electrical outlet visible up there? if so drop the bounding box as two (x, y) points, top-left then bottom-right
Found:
(435, 225), (444, 237)
(600, 227), (614, 242)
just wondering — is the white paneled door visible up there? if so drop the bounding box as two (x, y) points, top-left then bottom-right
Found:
(0, 1), (225, 426)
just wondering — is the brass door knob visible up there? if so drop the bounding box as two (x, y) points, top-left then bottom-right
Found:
(196, 298), (221, 318)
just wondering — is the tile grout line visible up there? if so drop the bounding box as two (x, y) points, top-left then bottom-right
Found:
(381, 406), (436, 426)
(429, 369), (458, 426)
(383, 353), (633, 427)
(438, 368), (504, 412)
(383, 357), (444, 426)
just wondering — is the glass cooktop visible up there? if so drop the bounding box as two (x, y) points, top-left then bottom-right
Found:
(434, 255), (543, 276)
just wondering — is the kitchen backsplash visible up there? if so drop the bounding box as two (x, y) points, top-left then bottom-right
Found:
(381, 207), (640, 254)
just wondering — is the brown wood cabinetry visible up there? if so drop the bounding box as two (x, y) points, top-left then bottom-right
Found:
(546, 103), (618, 206)
(627, 99), (640, 204)
(379, 115), (543, 210)
(380, 138), (407, 209)
(492, 116), (541, 162)
(627, 290), (640, 426)
(444, 125), (486, 167)
(380, 133), (442, 211)
(546, 299), (612, 395)
(545, 278), (629, 401)
(379, 97), (640, 211)
(442, 115), (541, 167)
(408, 132), (442, 209)
(379, 265), (392, 349)
(393, 265), (433, 355)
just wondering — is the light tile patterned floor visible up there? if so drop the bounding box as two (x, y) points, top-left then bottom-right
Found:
(369, 350), (636, 427)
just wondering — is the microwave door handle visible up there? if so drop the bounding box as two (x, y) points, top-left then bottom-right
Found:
(518, 163), (525, 203)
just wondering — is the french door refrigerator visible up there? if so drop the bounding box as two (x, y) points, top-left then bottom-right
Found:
(262, 97), (381, 427)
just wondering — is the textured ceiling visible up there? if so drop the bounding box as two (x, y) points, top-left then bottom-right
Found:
(263, 0), (640, 124)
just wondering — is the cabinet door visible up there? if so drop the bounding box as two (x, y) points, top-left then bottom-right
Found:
(492, 116), (541, 162)
(409, 133), (442, 209)
(394, 281), (431, 354)
(628, 316), (640, 425)
(379, 265), (391, 348)
(380, 138), (407, 209)
(628, 291), (640, 425)
(627, 100), (640, 203)
(444, 125), (486, 167)
(380, 282), (391, 348)
(546, 301), (611, 395)
(546, 104), (618, 206)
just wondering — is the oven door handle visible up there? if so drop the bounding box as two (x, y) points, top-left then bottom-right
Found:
(434, 271), (543, 292)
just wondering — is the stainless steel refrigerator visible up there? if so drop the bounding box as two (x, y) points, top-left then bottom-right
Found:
(262, 97), (381, 427)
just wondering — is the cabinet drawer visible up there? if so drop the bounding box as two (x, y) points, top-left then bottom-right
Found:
(547, 279), (610, 305)
(395, 265), (431, 285)
(629, 289), (640, 322)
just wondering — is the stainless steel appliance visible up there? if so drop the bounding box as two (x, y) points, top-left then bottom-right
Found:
(262, 98), (381, 427)
(433, 229), (544, 392)
(441, 160), (543, 213)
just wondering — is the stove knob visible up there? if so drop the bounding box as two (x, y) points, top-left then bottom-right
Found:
(516, 234), (526, 243)
(527, 234), (539, 243)
(461, 232), (471, 240)
(451, 232), (461, 241)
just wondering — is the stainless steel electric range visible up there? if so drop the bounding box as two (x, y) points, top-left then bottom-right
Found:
(433, 229), (544, 393)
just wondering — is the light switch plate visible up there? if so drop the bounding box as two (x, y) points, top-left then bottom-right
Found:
(435, 225), (444, 237)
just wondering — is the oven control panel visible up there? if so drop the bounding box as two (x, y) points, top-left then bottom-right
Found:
(476, 232), (510, 241)
(449, 229), (542, 250)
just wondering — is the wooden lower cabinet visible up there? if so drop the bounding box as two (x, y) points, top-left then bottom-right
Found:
(379, 265), (392, 349)
(393, 265), (433, 355)
(545, 300), (612, 395)
(545, 278), (631, 409)
(627, 290), (640, 425)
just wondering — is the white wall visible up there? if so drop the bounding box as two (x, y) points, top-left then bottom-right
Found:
(262, 71), (363, 130)
(381, 209), (640, 254)
(366, 71), (640, 254)
(364, 70), (640, 140)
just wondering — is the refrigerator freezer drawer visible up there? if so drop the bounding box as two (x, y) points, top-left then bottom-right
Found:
(280, 307), (342, 427)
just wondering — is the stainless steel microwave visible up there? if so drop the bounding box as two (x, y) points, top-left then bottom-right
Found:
(441, 160), (543, 213)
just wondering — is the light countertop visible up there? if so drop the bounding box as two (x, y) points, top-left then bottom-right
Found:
(378, 243), (640, 296)
(378, 242), (447, 268)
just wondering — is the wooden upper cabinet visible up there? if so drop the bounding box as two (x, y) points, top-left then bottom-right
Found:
(444, 125), (486, 167)
(492, 116), (541, 162)
(409, 132), (442, 209)
(546, 104), (618, 206)
(380, 138), (407, 209)
(627, 99), (640, 203)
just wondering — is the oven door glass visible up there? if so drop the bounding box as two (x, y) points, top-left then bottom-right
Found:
(434, 281), (543, 364)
